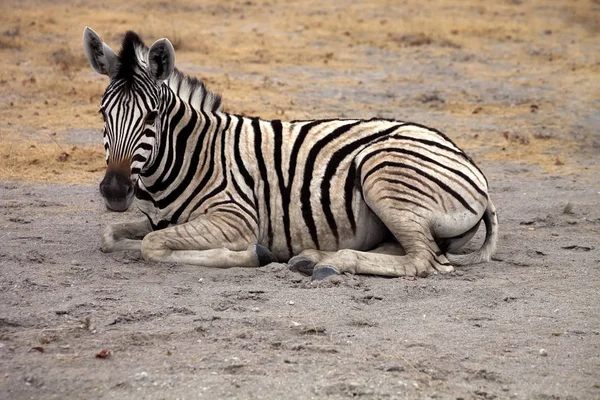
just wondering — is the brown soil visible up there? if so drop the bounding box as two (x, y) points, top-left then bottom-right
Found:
(1, 0), (599, 399)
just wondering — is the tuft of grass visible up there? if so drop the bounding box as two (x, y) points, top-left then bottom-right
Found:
(562, 202), (574, 215)
(49, 44), (90, 77)
(0, 36), (22, 50)
(0, 26), (22, 49)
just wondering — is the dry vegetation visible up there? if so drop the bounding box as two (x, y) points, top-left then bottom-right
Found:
(0, 0), (598, 183)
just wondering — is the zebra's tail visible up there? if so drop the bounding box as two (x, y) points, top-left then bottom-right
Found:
(447, 199), (498, 266)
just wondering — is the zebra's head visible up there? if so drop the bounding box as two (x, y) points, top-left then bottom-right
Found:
(83, 27), (175, 212)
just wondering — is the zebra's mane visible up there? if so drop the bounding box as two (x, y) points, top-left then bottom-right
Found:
(166, 68), (222, 113)
(115, 31), (222, 113)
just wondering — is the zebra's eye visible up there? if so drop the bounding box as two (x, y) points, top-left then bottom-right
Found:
(145, 111), (158, 126)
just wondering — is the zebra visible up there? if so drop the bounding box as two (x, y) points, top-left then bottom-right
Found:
(83, 27), (498, 279)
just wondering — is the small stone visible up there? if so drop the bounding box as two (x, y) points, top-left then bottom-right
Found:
(288, 300), (295, 305)
(135, 371), (149, 380)
(386, 365), (404, 372)
(71, 260), (81, 266)
(539, 349), (548, 357)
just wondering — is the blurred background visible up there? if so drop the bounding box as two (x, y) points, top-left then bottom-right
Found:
(0, 0), (598, 183)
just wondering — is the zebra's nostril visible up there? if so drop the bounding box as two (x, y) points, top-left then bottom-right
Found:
(99, 171), (135, 212)
(100, 170), (133, 201)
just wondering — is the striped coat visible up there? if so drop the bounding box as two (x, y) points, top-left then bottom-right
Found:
(84, 27), (498, 279)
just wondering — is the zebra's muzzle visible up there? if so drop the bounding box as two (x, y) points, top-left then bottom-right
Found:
(99, 170), (135, 212)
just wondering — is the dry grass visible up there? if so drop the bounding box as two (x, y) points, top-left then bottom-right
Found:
(0, 132), (105, 184)
(0, 0), (598, 183)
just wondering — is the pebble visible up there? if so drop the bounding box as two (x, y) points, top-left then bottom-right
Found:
(288, 300), (295, 305)
(539, 349), (548, 357)
(135, 371), (149, 380)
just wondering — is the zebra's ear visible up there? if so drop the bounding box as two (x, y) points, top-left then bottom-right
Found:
(147, 38), (175, 82)
(83, 27), (118, 77)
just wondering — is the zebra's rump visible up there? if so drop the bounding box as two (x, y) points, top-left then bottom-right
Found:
(252, 118), (489, 259)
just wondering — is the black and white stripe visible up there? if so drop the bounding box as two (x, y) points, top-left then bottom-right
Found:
(84, 27), (498, 278)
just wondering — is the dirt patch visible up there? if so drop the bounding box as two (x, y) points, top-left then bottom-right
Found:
(1, 0), (599, 399)
(1, 171), (599, 399)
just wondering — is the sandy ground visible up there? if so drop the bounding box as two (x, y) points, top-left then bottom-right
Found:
(1, 0), (599, 399)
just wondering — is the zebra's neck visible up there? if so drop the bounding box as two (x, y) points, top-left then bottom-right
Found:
(139, 68), (224, 186)
(140, 86), (224, 193)
(163, 68), (222, 114)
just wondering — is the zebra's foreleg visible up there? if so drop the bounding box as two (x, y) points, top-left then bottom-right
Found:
(101, 218), (153, 252)
(143, 243), (276, 267)
(139, 217), (276, 267)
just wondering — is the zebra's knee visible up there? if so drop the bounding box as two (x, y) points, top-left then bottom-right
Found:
(141, 232), (171, 262)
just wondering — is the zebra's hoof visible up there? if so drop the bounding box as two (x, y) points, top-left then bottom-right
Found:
(288, 256), (315, 275)
(311, 265), (341, 281)
(254, 244), (278, 266)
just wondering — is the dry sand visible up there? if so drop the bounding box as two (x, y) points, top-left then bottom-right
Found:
(1, 0), (599, 398)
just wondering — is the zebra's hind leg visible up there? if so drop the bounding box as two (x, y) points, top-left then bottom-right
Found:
(310, 214), (453, 279)
(288, 249), (329, 275)
(311, 242), (452, 280)
(288, 242), (409, 279)
(101, 218), (153, 252)
(313, 164), (457, 278)
(286, 244), (404, 275)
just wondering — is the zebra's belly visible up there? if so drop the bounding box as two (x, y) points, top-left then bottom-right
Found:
(339, 198), (389, 251)
(272, 197), (388, 261)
